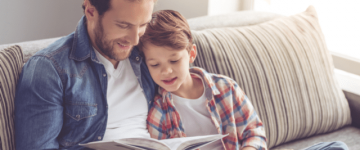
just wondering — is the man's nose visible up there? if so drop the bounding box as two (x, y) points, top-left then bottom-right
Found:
(128, 27), (140, 46)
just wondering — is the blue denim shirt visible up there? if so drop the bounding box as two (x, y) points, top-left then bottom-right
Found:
(14, 16), (157, 150)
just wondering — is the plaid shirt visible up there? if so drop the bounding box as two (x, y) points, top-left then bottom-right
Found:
(147, 67), (267, 150)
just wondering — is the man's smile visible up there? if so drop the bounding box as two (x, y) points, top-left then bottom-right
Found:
(117, 42), (131, 52)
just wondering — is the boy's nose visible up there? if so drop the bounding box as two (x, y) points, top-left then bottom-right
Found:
(161, 67), (173, 75)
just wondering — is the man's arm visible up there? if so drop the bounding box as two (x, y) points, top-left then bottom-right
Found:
(15, 56), (64, 150)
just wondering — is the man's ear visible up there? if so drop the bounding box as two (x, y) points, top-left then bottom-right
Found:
(83, 0), (97, 22)
(189, 44), (197, 63)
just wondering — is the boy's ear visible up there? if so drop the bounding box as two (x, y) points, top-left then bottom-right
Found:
(189, 44), (197, 63)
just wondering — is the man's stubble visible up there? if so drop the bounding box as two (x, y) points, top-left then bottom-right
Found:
(94, 16), (131, 61)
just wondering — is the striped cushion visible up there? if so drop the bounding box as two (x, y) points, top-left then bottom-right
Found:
(191, 6), (351, 148)
(0, 45), (23, 150)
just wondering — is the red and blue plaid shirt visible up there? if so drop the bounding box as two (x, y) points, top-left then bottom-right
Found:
(147, 67), (267, 150)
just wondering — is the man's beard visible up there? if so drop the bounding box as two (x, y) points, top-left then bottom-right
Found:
(94, 17), (130, 61)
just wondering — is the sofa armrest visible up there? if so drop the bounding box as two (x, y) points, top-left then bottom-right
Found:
(343, 91), (360, 128)
(335, 69), (360, 128)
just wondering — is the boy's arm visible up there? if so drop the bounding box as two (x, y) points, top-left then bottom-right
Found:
(147, 95), (168, 140)
(15, 56), (64, 150)
(231, 80), (267, 150)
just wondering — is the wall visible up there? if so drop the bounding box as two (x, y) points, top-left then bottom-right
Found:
(0, 0), (245, 45)
(0, 0), (83, 45)
(153, 0), (209, 19)
(208, 0), (241, 16)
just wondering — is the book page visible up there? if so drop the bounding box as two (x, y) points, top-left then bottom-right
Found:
(116, 138), (170, 150)
(79, 138), (170, 150)
(79, 141), (146, 150)
(159, 134), (228, 150)
(79, 134), (227, 150)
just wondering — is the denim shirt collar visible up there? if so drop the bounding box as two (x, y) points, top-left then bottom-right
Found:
(68, 16), (143, 63)
(69, 16), (92, 61)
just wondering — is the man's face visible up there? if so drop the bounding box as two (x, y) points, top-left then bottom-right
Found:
(93, 0), (154, 62)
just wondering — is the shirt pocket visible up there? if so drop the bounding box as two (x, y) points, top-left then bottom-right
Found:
(65, 102), (98, 121)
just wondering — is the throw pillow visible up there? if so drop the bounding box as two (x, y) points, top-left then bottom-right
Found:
(191, 6), (351, 148)
(0, 45), (23, 150)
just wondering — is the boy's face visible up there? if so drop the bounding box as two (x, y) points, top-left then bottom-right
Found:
(143, 43), (197, 93)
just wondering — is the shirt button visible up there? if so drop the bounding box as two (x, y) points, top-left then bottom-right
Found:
(103, 74), (106, 77)
(136, 57), (140, 61)
(98, 136), (102, 140)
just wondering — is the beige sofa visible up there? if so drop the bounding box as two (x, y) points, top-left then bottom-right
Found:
(0, 6), (359, 150)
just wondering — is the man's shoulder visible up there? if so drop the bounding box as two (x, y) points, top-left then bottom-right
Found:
(24, 32), (94, 78)
(32, 33), (75, 62)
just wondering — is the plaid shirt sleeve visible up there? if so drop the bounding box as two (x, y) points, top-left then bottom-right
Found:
(147, 95), (168, 140)
(228, 78), (267, 150)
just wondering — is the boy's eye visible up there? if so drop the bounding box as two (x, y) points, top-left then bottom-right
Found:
(150, 64), (159, 67)
(170, 60), (179, 63)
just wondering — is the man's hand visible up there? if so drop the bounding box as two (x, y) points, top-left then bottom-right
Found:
(242, 146), (257, 150)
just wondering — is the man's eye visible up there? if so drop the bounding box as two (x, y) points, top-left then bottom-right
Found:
(141, 23), (148, 27)
(117, 24), (128, 29)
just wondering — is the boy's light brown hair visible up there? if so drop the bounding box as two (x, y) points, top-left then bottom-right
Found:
(138, 10), (193, 52)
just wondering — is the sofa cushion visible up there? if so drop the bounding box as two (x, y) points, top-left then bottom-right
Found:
(272, 126), (360, 150)
(191, 6), (352, 148)
(188, 10), (283, 31)
(0, 37), (60, 63)
(0, 45), (23, 150)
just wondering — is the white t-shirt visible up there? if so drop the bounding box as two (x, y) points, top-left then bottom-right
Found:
(94, 48), (150, 141)
(172, 79), (224, 150)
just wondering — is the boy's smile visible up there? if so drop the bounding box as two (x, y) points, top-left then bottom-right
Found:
(162, 77), (178, 85)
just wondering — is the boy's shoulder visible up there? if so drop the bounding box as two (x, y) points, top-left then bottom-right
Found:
(190, 67), (237, 86)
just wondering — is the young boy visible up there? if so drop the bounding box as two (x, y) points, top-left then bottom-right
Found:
(139, 10), (267, 150)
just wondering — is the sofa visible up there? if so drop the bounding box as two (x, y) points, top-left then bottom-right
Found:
(0, 6), (359, 150)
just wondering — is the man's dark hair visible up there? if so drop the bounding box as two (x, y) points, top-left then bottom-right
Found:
(82, 0), (111, 16)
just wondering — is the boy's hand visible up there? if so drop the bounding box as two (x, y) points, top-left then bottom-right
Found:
(242, 146), (257, 150)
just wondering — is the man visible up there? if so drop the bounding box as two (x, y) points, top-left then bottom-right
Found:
(14, 0), (156, 149)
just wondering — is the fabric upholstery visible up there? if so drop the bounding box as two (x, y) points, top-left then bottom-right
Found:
(191, 6), (352, 148)
(0, 45), (23, 150)
(272, 126), (360, 150)
(188, 10), (283, 31)
(0, 37), (60, 63)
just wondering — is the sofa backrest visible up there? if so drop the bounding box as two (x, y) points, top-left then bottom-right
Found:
(0, 45), (24, 150)
(188, 10), (283, 30)
(0, 8), (353, 149)
(0, 37), (61, 63)
(189, 6), (351, 148)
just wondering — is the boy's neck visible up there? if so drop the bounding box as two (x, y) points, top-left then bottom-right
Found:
(171, 74), (204, 99)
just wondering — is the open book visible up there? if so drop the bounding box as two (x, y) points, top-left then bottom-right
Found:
(79, 134), (228, 150)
